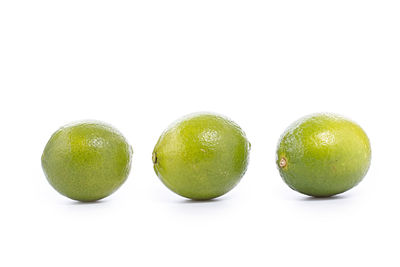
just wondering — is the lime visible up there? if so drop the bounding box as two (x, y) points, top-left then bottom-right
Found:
(41, 121), (132, 202)
(276, 113), (371, 197)
(152, 113), (250, 200)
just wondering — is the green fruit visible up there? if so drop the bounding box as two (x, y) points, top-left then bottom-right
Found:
(41, 121), (132, 202)
(152, 113), (250, 200)
(276, 113), (371, 197)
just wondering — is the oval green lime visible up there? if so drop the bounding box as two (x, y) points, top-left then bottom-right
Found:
(41, 121), (132, 202)
(276, 113), (371, 197)
(152, 113), (250, 200)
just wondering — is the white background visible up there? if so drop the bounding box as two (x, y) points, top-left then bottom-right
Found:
(1, 0), (399, 266)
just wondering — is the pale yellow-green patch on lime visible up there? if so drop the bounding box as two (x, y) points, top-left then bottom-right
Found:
(41, 121), (132, 202)
(153, 113), (250, 200)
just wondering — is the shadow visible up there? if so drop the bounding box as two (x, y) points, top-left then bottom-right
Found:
(68, 199), (109, 205)
(159, 194), (232, 208)
(298, 194), (349, 202)
(165, 195), (232, 215)
(177, 198), (225, 204)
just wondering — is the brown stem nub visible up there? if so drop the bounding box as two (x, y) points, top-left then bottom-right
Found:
(152, 152), (157, 164)
(279, 157), (287, 168)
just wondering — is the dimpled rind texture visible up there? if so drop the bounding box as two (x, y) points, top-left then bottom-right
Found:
(153, 113), (250, 200)
(41, 121), (132, 202)
(276, 113), (371, 197)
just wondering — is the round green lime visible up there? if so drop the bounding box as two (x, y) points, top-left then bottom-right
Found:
(152, 113), (250, 200)
(41, 121), (132, 202)
(276, 113), (371, 197)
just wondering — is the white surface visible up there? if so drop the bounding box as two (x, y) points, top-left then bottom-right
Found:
(0, 0), (399, 266)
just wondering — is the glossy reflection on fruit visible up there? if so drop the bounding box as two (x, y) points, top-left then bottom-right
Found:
(152, 113), (250, 200)
(41, 121), (132, 202)
(276, 113), (371, 197)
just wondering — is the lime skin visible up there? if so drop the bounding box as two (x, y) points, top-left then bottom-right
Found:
(276, 113), (371, 197)
(41, 121), (132, 202)
(152, 113), (251, 200)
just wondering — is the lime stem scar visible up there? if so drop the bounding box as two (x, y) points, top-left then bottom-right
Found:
(279, 157), (287, 168)
(152, 152), (157, 164)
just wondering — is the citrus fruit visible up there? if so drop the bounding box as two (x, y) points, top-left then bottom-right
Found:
(276, 113), (371, 197)
(41, 121), (132, 202)
(152, 113), (250, 200)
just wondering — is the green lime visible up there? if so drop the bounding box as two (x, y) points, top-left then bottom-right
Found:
(276, 113), (371, 197)
(41, 121), (132, 202)
(152, 113), (250, 200)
